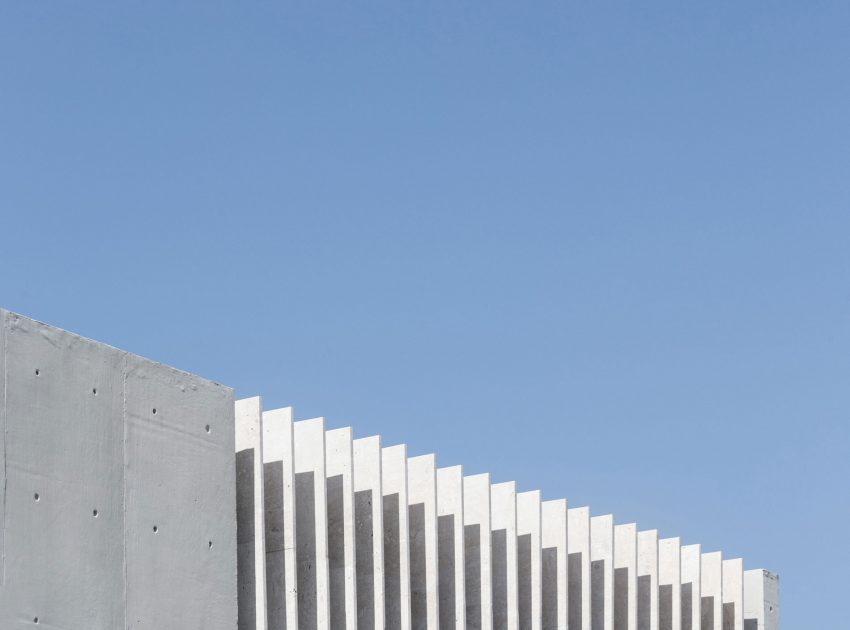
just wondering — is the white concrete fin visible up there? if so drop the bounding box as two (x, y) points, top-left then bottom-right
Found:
(637, 530), (659, 630)
(236, 396), (269, 630)
(492, 481), (520, 630)
(590, 514), (614, 630)
(464, 473), (494, 630)
(541, 499), (568, 630)
(743, 569), (778, 630)
(614, 523), (637, 630)
(353, 435), (385, 630)
(658, 538), (681, 630)
(567, 506), (591, 630)
(437, 465), (466, 630)
(721, 559), (743, 630)
(262, 406), (298, 630)
(680, 544), (701, 630)
(326, 427), (358, 630)
(294, 417), (331, 630)
(517, 491), (542, 630)
(407, 454), (440, 630)
(382, 444), (412, 630)
(700, 552), (722, 630)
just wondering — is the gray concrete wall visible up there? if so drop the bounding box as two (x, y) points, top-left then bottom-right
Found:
(0, 309), (237, 629)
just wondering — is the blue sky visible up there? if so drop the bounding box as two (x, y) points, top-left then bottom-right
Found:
(2, 2), (848, 625)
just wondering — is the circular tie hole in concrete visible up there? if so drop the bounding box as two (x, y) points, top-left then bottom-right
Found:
(34, 493), (39, 502)
(93, 509), (99, 518)
(208, 541), (213, 549)
(93, 387), (97, 395)
(152, 408), (157, 415)
(34, 617), (38, 624)
(153, 525), (158, 533)
(35, 369), (40, 376)
(205, 424), (211, 434)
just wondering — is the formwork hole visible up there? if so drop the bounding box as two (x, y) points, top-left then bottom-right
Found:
(92, 387), (97, 395)
(33, 617), (38, 624)
(93, 509), (98, 518)
(153, 525), (158, 533)
(205, 424), (211, 433)
(208, 541), (213, 549)
(152, 408), (157, 415)
(33, 493), (39, 502)
(35, 369), (40, 376)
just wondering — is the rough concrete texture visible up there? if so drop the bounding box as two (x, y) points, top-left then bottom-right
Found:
(637, 530), (659, 630)
(658, 538), (681, 630)
(491, 481), (519, 630)
(743, 570), (779, 630)
(353, 435), (385, 630)
(437, 465), (466, 630)
(568, 507), (592, 630)
(614, 523), (637, 630)
(722, 559), (743, 630)
(701, 552), (723, 630)
(517, 491), (542, 630)
(0, 309), (237, 630)
(463, 473), (493, 630)
(541, 499), (568, 630)
(590, 514), (614, 630)
(680, 544), (701, 630)
(326, 427), (358, 630)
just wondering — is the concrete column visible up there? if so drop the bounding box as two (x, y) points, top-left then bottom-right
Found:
(382, 444), (412, 630)
(294, 418), (331, 630)
(541, 499), (568, 630)
(464, 473), (493, 630)
(637, 530), (658, 630)
(590, 515), (614, 630)
(407, 454), (440, 630)
(721, 559), (743, 630)
(517, 491), (542, 630)
(680, 545), (700, 630)
(262, 406), (298, 630)
(236, 396), (269, 630)
(743, 570), (778, 630)
(567, 507), (591, 630)
(326, 427), (358, 630)
(437, 465), (466, 630)
(658, 538), (681, 630)
(353, 435), (386, 630)
(700, 552), (722, 630)
(492, 481), (519, 630)
(614, 523), (637, 630)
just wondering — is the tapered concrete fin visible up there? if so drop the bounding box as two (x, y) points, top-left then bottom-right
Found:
(700, 552), (722, 630)
(680, 544), (701, 630)
(326, 427), (358, 630)
(354, 435), (385, 630)
(517, 491), (542, 630)
(294, 417), (331, 630)
(743, 569), (779, 630)
(658, 538), (681, 630)
(464, 473), (493, 630)
(541, 499), (568, 630)
(567, 507), (591, 630)
(637, 530), (659, 630)
(492, 481), (519, 630)
(614, 523), (637, 630)
(262, 406), (298, 630)
(721, 559), (743, 630)
(236, 396), (269, 630)
(382, 444), (412, 630)
(437, 465), (466, 630)
(590, 514), (614, 630)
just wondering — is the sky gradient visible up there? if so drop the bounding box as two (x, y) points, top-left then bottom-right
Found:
(2, 2), (849, 626)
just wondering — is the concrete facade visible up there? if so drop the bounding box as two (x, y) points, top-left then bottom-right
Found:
(0, 310), (781, 630)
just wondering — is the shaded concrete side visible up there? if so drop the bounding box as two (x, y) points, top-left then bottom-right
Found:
(354, 435), (385, 630)
(437, 465), (466, 630)
(382, 444), (412, 630)
(464, 473), (493, 630)
(658, 538), (681, 630)
(721, 559), (743, 630)
(236, 396), (269, 630)
(590, 515), (614, 630)
(568, 507), (591, 630)
(491, 481), (519, 630)
(700, 552), (722, 630)
(262, 407), (298, 630)
(614, 523), (637, 630)
(637, 530), (658, 630)
(680, 545), (701, 630)
(408, 454), (439, 630)
(541, 499), (568, 630)
(326, 427), (358, 630)
(517, 491), (542, 630)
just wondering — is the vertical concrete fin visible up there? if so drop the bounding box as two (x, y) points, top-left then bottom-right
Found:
(437, 465), (466, 630)
(354, 435), (385, 630)
(721, 559), (743, 630)
(614, 523), (637, 630)
(680, 544), (701, 630)
(0, 309), (6, 587)
(235, 397), (268, 630)
(658, 538), (681, 630)
(407, 453), (439, 630)
(700, 552), (722, 630)
(294, 417), (331, 630)
(743, 569), (778, 630)
(517, 490), (542, 630)
(567, 506), (591, 630)
(382, 444), (412, 630)
(326, 427), (358, 630)
(590, 515), (614, 630)
(541, 499), (568, 630)
(492, 481), (519, 630)
(637, 530), (658, 630)
(463, 473), (493, 630)
(262, 406), (298, 630)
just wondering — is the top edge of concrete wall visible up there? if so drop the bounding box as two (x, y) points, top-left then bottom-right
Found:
(1, 308), (233, 393)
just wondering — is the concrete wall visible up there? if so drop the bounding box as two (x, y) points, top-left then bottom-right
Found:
(637, 530), (658, 630)
(517, 491), (542, 630)
(353, 435), (385, 630)
(383, 444), (412, 630)
(326, 427), (357, 630)
(743, 570), (779, 630)
(568, 507), (591, 630)
(0, 310), (237, 629)
(541, 499), (568, 630)
(722, 559), (743, 630)
(492, 481), (519, 630)
(437, 465), (466, 630)
(464, 473), (493, 630)
(701, 552), (722, 630)
(680, 544), (701, 630)
(614, 523), (637, 630)
(590, 515), (614, 630)
(658, 538), (681, 630)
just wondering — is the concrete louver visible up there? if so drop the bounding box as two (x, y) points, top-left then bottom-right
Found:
(234, 399), (780, 630)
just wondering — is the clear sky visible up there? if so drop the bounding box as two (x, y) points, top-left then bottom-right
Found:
(2, 2), (848, 626)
